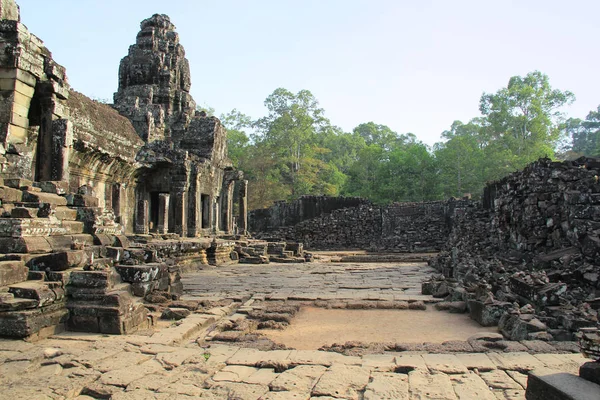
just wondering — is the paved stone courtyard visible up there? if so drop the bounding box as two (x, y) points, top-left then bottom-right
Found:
(0, 261), (593, 399)
(181, 261), (434, 302)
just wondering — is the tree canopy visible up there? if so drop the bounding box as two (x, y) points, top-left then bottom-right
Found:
(219, 71), (585, 208)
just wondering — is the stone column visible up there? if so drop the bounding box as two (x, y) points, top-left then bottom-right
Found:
(49, 119), (73, 182)
(221, 181), (234, 234)
(238, 180), (248, 235)
(212, 198), (219, 234)
(172, 190), (187, 237)
(157, 193), (170, 234)
(135, 199), (149, 234)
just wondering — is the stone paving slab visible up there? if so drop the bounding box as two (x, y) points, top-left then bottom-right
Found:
(0, 261), (595, 399)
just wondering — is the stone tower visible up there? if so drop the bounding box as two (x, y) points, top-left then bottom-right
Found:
(113, 14), (247, 237)
(113, 14), (196, 143)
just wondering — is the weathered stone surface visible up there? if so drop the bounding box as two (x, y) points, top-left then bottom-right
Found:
(526, 367), (600, 400)
(363, 372), (408, 400)
(408, 370), (457, 400)
(450, 372), (496, 400)
(311, 364), (370, 399)
(0, 260), (27, 286)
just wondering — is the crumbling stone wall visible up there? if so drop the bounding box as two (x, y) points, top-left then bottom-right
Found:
(429, 157), (600, 340)
(251, 197), (470, 252)
(249, 196), (368, 232)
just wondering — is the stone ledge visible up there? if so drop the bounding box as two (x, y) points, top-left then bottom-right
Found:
(526, 367), (600, 400)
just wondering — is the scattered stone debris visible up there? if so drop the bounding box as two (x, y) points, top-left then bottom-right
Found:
(250, 196), (472, 252)
(428, 157), (600, 341)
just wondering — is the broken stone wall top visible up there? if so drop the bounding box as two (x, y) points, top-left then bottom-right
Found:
(66, 91), (143, 165)
(250, 197), (470, 252)
(249, 196), (370, 232)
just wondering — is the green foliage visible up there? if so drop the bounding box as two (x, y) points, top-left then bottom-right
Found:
(562, 106), (600, 158)
(479, 71), (574, 167)
(221, 71), (580, 208)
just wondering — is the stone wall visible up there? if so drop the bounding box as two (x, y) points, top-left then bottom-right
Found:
(249, 196), (368, 233)
(429, 157), (600, 340)
(250, 196), (470, 252)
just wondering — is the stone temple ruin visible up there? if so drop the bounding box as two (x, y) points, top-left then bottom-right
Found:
(0, 2), (250, 338)
(0, 0), (599, 398)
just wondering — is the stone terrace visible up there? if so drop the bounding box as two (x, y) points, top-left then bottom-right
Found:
(0, 260), (593, 399)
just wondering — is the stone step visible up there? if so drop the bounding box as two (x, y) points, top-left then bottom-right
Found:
(66, 194), (98, 207)
(27, 250), (89, 271)
(8, 280), (62, 306)
(115, 263), (168, 283)
(0, 185), (24, 203)
(0, 259), (28, 286)
(3, 178), (32, 189)
(38, 181), (69, 195)
(10, 206), (39, 218)
(68, 268), (120, 289)
(0, 218), (65, 238)
(21, 190), (67, 206)
(0, 296), (39, 312)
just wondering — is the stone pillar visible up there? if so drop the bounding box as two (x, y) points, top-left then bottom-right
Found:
(135, 199), (149, 234)
(157, 193), (170, 234)
(221, 181), (234, 234)
(212, 198), (219, 234)
(49, 119), (73, 181)
(238, 180), (248, 235)
(172, 190), (187, 237)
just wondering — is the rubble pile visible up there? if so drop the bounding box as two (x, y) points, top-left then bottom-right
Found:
(428, 157), (600, 340)
(235, 240), (307, 264)
(249, 196), (368, 232)
(252, 198), (470, 252)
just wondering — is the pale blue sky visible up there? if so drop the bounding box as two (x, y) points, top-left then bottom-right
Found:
(16, 0), (600, 145)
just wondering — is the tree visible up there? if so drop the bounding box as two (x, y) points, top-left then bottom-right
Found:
(220, 109), (252, 168)
(434, 120), (486, 198)
(563, 105), (600, 157)
(353, 122), (397, 150)
(254, 88), (339, 198)
(479, 71), (575, 168)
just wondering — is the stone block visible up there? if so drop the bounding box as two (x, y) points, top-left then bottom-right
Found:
(0, 301), (68, 338)
(468, 300), (511, 327)
(38, 181), (69, 195)
(45, 235), (74, 251)
(62, 220), (84, 234)
(0, 185), (23, 202)
(68, 269), (119, 289)
(66, 194), (98, 207)
(0, 218), (66, 237)
(21, 190), (67, 206)
(54, 206), (77, 221)
(115, 263), (167, 283)
(10, 206), (36, 218)
(0, 236), (52, 253)
(0, 260), (27, 286)
(0, 297), (38, 312)
(8, 281), (57, 306)
(526, 368), (600, 400)
(579, 362), (600, 386)
(27, 250), (88, 271)
(3, 178), (31, 189)
(93, 233), (114, 246)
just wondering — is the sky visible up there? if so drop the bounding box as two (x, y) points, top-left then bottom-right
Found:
(15, 0), (600, 146)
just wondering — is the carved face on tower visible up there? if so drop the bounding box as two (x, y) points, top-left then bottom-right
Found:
(113, 14), (195, 142)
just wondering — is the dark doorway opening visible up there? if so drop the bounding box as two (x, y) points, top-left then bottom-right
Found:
(149, 191), (160, 231)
